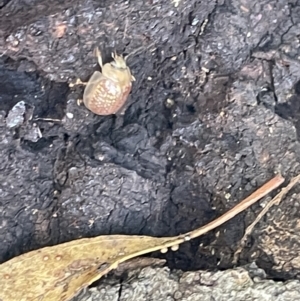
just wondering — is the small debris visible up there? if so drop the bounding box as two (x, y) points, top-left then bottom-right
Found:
(23, 123), (43, 142)
(172, 0), (181, 7)
(66, 112), (74, 119)
(6, 101), (26, 128)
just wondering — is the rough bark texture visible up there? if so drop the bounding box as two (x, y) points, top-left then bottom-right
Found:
(1, 0), (300, 298)
(73, 263), (300, 301)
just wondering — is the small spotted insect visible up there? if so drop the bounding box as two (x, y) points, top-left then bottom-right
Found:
(73, 47), (135, 116)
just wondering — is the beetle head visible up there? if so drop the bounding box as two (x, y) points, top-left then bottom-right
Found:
(110, 51), (127, 69)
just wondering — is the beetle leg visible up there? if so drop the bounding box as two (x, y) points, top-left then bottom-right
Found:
(69, 78), (88, 87)
(77, 98), (83, 106)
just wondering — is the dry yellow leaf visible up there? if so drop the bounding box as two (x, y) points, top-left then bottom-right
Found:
(0, 235), (181, 301)
(0, 175), (285, 301)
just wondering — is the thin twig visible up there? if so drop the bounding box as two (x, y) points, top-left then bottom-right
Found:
(125, 42), (156, 61)
(33, 117), (62, 122)
(233, 173), (300, 264)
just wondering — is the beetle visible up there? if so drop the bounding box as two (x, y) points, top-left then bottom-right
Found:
(71, 47), (135, 116)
